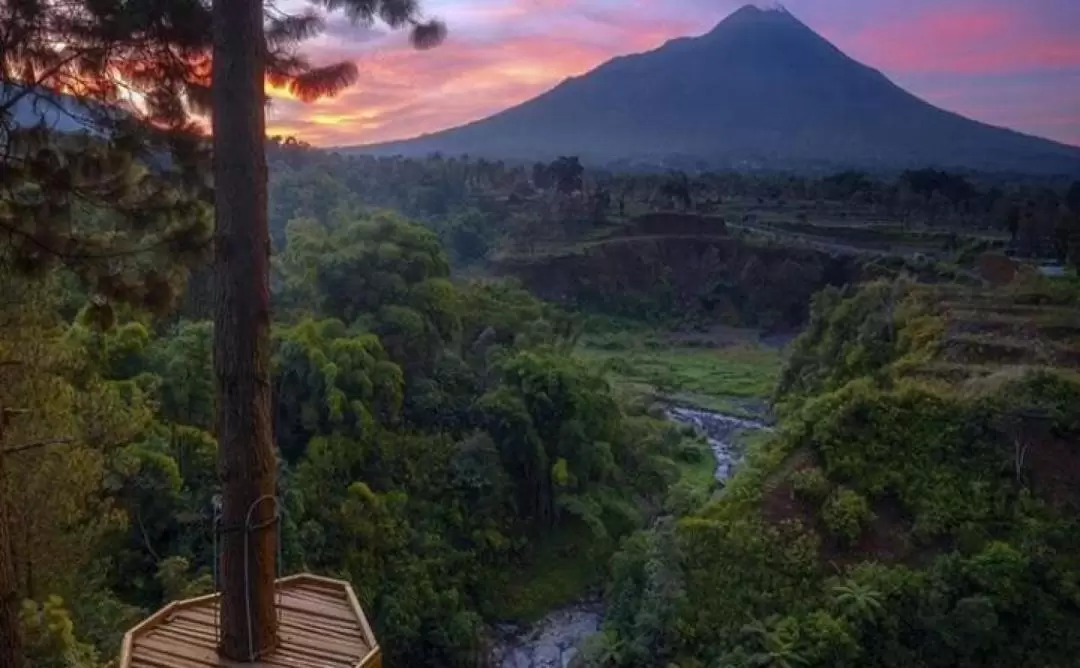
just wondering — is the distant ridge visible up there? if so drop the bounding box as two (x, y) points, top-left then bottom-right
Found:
(2, 85), (94, 133)
(344, 5), (1080, 175)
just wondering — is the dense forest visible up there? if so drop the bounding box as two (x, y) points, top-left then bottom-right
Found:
(7, 136), (1080, 666)
(4, 215), (693, 666)
(4, 2), (1080, 667)
(267, 140), (1080, 268)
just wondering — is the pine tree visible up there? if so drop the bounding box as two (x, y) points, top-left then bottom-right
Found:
(208, 2), (443, 659)
(211, 0), (280, 657)
(1, 0), (445, 314)
(2, 1), (445, 661)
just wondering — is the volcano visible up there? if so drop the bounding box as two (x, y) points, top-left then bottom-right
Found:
(348, 5), (1080, 174)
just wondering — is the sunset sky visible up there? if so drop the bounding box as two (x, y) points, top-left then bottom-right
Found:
(268, 0), (1080, 148)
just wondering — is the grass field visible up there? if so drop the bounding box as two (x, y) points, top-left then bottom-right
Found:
(578, 332), (785, 414)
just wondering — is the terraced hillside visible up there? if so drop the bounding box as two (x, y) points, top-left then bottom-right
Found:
(908, 281), (1080, 384)
(585, 273), (1080, 667)
(767, 274), (1080, 564)
(493, 212), (976, 330)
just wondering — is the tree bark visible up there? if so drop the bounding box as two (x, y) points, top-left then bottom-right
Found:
(212, 0), (278, 660)
(0, 410), (24, 668)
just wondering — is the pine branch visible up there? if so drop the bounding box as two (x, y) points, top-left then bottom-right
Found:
(287, 61), (359, 103)
(0, 216), (208, 262)
(2, 438), (74, 455)
(266, 12), (326, 47)
(409, 19), (446, 49)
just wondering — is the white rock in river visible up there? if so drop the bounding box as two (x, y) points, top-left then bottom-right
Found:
(492, 605), (602, 668)
(666, 406), (769, 482)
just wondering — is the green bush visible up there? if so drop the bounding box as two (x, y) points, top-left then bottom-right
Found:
(665, 478), (710, 516)
(789, 466), (831, 502)
(823, 487), (874, 544)
(676, 437), (709, 464)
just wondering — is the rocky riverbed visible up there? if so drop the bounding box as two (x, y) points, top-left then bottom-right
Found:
(489, 603), (604, 668)
(666, 405), (770, 481)
(488, 405), (769, 667)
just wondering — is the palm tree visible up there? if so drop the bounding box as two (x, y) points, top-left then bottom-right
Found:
(741, 617), (809, 668)
(829, 580), (884, 625)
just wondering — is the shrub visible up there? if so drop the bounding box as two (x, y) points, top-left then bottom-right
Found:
(676, 437), (709, 464)
(823, 487), (874, 544)
(790, 467), (831, 502)
(665, 479), (710, 516)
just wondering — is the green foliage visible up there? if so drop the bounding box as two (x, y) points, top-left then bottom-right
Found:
(21, 598), (102, 668)
(277, 212), (467, 378)
(13, 141), (1080, 668)
(144, 321), (213, 428)
(273, 317), (404, 460)
(789, 467), (830, 502)
(828, 580), (884, 624)
(593, 278), (1080, 668)
(442, 209), (492, 265)
(477, 349), (628, 530)
(822, 488), (874, 544)
(774, 279), (941, 412)
(487, 522), (605, 623)
(786, 373), (1080, 540)
(155, 557), (213, 603)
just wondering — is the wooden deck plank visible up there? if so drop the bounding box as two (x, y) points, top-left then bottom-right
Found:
(135, 636), (349, 668)
(139, 624), (369, 667)
(277, 629), (368, 660)
(170, 605), (367, 644)
(121, 574), (375, 668)
(280, 617), (366, 642)
(277, 591), (359, 625)
(124, 576), (377, 668)
(286, 586), (344, 603)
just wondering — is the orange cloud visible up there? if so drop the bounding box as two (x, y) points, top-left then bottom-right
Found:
(265, 1), (703, 145)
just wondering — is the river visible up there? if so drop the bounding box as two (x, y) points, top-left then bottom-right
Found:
(665, 406), (770, 481)
(488, 405), (769, 668)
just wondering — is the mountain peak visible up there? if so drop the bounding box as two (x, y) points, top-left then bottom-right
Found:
(720, 4), (798, 25)
(703, 4), (814, 42)
(353, 3), (1080, 175)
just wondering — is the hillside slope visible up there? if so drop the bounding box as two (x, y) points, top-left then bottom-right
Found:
(579, 276), (1080, 667)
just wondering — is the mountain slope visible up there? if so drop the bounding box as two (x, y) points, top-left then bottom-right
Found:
(349, 6), (1080, 174)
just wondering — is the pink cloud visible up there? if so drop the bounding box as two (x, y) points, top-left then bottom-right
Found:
(848, 5), (1080, 74)
(266, 5), (700, 145)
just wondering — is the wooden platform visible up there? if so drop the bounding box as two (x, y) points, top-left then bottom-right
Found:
(119, 573), (381, 668)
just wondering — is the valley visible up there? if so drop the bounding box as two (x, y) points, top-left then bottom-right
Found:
(492, 395), (776, 668)
(256, 144), (1080, 668)
(7, 136), (1076, 668)
(4, 3), (1080, 667)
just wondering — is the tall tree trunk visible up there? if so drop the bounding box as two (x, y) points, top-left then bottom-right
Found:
(212, 0), (278, 660)
(0, 411), (24, 668)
